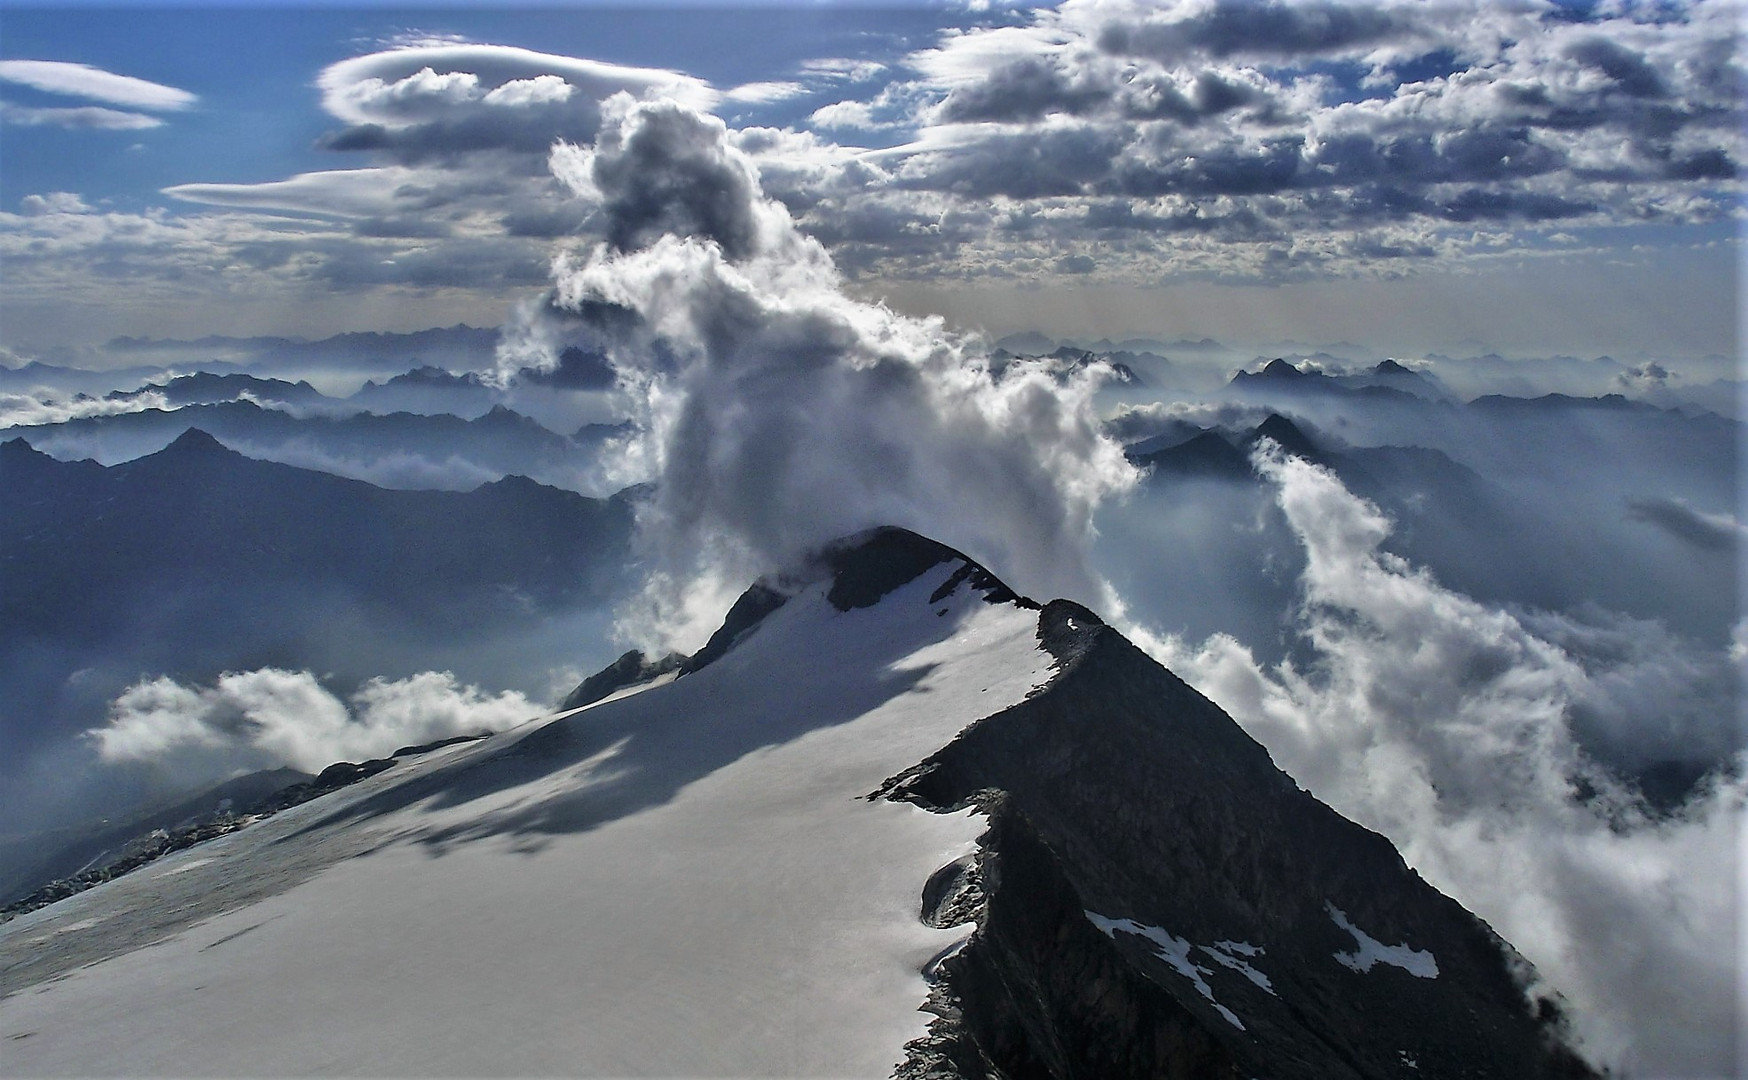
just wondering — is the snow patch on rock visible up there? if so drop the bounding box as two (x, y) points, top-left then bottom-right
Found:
(1327, 903), (1440, 979)
(1085, 911), (1251, 1029)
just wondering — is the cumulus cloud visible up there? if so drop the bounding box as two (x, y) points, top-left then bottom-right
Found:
(0, 59), (195, 110)
(503, 94), (1137, 648)
(89, 668), (539, 775)
(313, 43), (716, 163)
(18, 191), (90, 215)
(797, 0), (1744, 283)
(1135, 443), (1742, 1075)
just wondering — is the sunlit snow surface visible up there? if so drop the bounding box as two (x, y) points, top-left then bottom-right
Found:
(0, 563), (1051, 1077)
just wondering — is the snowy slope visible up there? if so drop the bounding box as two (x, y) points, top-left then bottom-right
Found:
(0, 551), (1051, 1076)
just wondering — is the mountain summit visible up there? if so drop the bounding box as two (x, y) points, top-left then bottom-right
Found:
(0, 528), (1592, 1077)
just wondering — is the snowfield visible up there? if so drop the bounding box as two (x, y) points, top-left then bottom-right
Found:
(0, 561), (1051, 1076)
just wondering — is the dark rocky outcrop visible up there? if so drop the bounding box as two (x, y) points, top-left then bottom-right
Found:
(821, 527), (1032, 612)
(561, 526), (1035, 703)
(875, 591), (1597, 1079)
(1129, 430), (1252, 478)
(0, 767), (310, 908)
(1241, 412), (1323, 462)
(0, 749), (443, 923)
(560, 649), (685, 711)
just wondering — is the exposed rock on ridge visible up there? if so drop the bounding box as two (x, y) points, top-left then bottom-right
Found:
(562, 524), (1597, 1077)
(870, 587), (1596, 1079)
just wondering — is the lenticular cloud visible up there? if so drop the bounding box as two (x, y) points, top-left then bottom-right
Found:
(501, 94), (1136, 648)
(1142, 443), (1743, 1076)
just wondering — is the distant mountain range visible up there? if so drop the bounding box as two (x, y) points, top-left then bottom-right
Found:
(11, 399), (604, 491)
(0, 430), (636, 823)
(1229, 356), (1457, 402)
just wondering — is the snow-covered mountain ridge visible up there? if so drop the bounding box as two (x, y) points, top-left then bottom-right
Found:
(0, 528), (1593, 1077)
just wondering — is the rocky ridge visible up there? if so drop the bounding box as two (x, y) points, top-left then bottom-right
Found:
(669, 527), (1598, 1078)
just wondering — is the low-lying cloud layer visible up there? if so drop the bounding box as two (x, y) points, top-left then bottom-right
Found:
(1140, 444), (1742, 1075)
(0, 388), (169, 429)
(90, 668), (540, 777)
(506, 95), (1137, 648)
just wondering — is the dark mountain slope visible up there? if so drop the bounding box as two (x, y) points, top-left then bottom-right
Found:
(2, 430), (631, 639)
(108, 372), (334, 410)
(859, 586), (1593, 1077)
(0, 432), (635, 785)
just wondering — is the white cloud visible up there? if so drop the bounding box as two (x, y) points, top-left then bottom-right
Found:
(0, 102), (162, 130)
(797, 57), (887, 83)
(770, 0), (1747, 283)
(0, 59), (195, 110)
(505, 95), (1138, 651)
(165, 167), (421, 218)
(317, 44), (716, 129)
(1133, 443), (1743, 1075)
(19, 191), (91, 216)
(807, 100), (881, 130)
(722, 80), (809, 105)
(483, 74), (575, 108)
(90, 668), (540, 775)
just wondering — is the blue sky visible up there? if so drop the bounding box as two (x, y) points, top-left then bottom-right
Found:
(0, 1), (1739, 362)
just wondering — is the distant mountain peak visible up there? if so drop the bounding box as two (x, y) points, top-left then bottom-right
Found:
(1, 435), (45, 460)
(160, 427), (233, 456)
(1244, 413), (1322, 461)
(1259, 358), (1305, 378)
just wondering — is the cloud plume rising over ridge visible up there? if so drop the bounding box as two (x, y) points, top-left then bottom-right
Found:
(503, 94), (1138, 648)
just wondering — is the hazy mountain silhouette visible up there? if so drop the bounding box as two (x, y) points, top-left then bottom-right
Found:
(12, 400), (599, 490)
(0, 431), (636, 826)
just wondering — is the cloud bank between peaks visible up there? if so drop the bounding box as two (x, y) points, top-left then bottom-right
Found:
(1142, 443), (1744, 1074)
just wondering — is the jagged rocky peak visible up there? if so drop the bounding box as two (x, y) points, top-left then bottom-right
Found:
(816, 526), (1034, 612)
(563, 526), (1036, 706)
(0, 435), (47, 462)
(1244, 412), (1322, 460)
(875, 554), (1597, 1078)
(565, 522), (1600, 1076)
